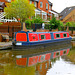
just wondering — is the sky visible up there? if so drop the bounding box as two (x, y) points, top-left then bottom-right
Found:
(50, 0), (75, 13)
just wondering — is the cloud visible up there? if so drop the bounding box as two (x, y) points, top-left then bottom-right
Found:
(50, 0), (75, 13)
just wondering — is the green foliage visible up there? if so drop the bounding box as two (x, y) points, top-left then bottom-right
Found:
(65, 22), (72, 27)
(25, 19), (32, 25)
(60, 21), (64, 26)
(25, 16), (44, 29)
(49, 17), (63, 30)
(32, 16), (44, 23)
(4, 0), (35, 22)
(0, 22), (3, 25)
(25, 19), (33, 29)
(58, 21), (64, 30)
(71, 22), (75, 27)
(65, 22), (75, 31)
(45, 24), (49, 29)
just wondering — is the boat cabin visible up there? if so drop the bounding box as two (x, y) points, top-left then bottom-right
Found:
(15, 31), (70, 42)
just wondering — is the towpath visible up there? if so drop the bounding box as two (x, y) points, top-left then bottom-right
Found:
(0, 41), (12, 47)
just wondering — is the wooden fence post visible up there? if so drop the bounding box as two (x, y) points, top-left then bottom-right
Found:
(12, 26), (14, 38)
(8, 25), (9, 33)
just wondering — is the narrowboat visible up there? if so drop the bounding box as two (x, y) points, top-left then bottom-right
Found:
(12, 31), (72, 50)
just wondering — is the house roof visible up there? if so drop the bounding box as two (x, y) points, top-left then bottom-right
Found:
(48, 0), (52, 6)
(51, 10), (59, 14)
(49, 10), (59, 15)
(60, 6), (75, 20)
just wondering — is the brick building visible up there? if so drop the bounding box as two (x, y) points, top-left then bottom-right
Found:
(29, 0), (59, 20)
(0, 0), (59, 22)
(33, 0), (52, 20)
(60, 6), (75, 23)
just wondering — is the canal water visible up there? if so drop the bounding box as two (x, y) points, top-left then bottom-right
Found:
(0, 42), (75, 75)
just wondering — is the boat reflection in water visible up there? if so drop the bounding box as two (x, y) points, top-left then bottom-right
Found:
(16, 48), (70, 67)
(0, 43), (71, 75)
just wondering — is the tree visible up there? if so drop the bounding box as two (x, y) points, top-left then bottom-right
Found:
(4, 0), (35, 22)
(71, 22), (75, 27)
(49, 17), (63, 30)
(32, 16), (44, 23)
(65, 22), (72, 27)
(65, 22), (72, 32)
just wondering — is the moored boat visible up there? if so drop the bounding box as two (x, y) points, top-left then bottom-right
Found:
(12, 31), (72, 50)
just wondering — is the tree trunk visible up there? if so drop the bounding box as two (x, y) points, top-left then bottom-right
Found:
(66, 26), (69, 32)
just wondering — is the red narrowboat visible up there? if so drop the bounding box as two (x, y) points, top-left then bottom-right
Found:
(12, 31), (72, 50)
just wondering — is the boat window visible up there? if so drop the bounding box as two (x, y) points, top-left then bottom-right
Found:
(56, 34), (60, 38)
(29, 33), (38, 42)
(63, 50), (67, 54)
(63, 34), (67, 37)
(56, 52), (60, 56)
(33, 37), (35, 39)
(41, 35), (45, 39)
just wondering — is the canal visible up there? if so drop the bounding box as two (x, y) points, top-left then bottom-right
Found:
(0, 42), (75, 75)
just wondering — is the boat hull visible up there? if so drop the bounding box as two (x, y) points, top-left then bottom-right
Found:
(12, 39), (71, 50)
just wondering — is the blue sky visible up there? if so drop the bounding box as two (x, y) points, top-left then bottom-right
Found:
(50, 0), (75, 13)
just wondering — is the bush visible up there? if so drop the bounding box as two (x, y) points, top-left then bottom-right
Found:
(32, 16), (44, 23)
(45, 24), (50, 29)
(25, 19), (34, 29)
(49, 17), (63, 30)
(65, 22), (72, 27)
(70, 22), (75, 27)
(0, 22), (3, 25)
(25, 16), (44, 29)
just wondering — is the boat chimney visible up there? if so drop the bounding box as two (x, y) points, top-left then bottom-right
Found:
(21, 22), (27, 32)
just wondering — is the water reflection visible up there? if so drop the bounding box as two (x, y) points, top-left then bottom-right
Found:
(62, 42), (75, 64)
(46, 57), (75, 75)
(0, 43), (72, 75)
(46, 41), (75, 75)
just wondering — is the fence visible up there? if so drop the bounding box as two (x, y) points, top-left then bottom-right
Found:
(0, 23), (42, 38)
(1, 24), (75, 38)
(26, 23), (42, 29)
(0, 25), (21, 38)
